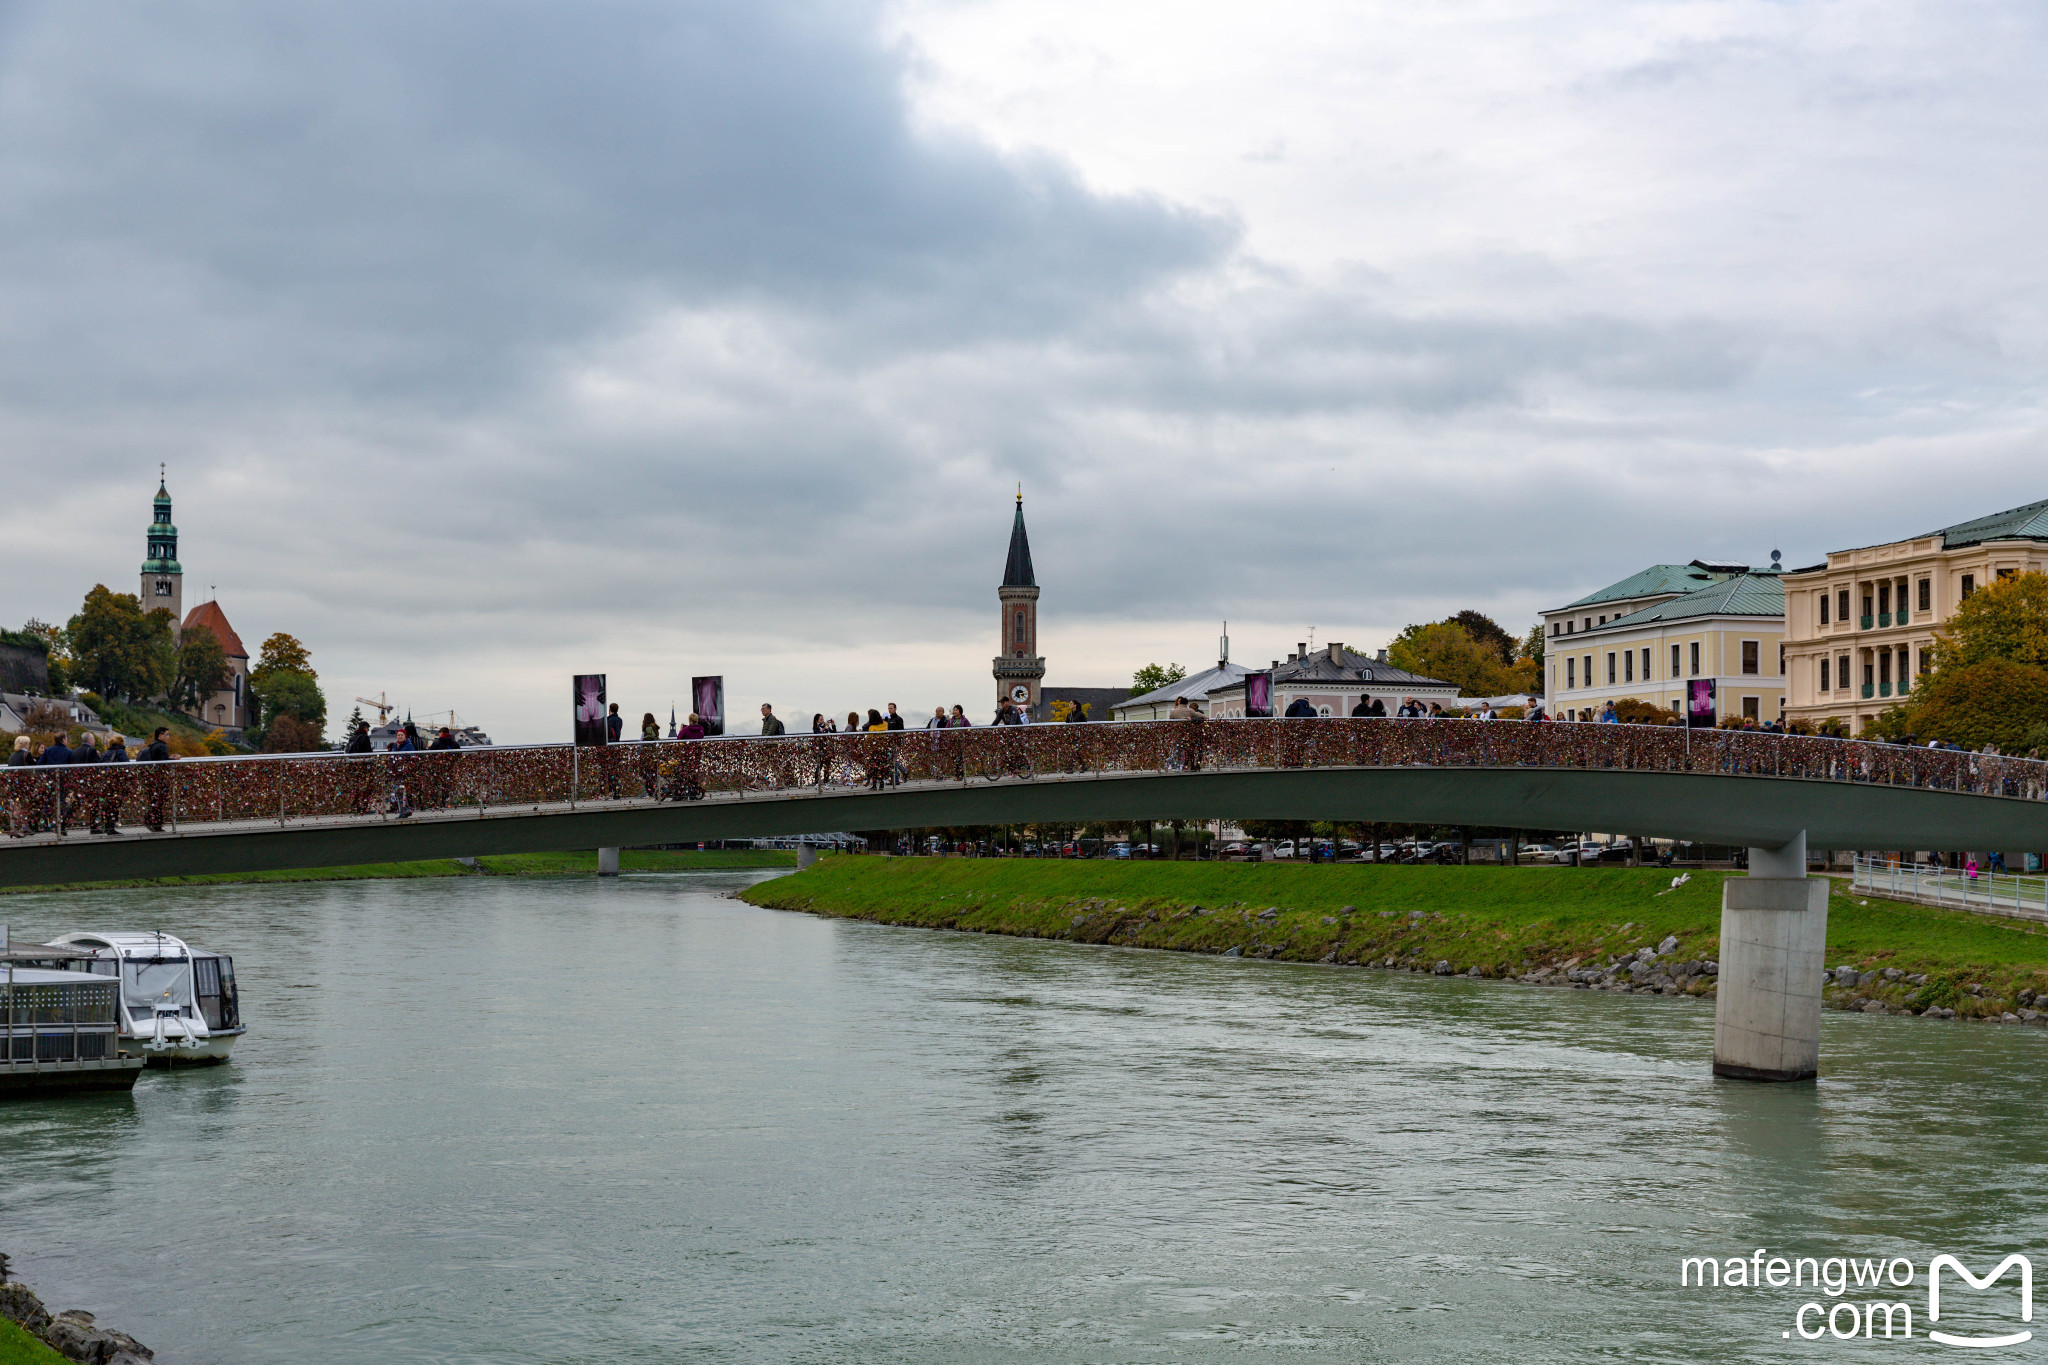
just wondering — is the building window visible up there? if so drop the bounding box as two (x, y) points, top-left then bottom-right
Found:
(1566, 657), (1576, 689)
(1599, 615), (1607, 625)
(1742, 696), (1759, 720)
(1877, 582), (1890, 615)
(1962, 574), (1975, 599)
(1582, 655), (1592, 688)
(1623, 650), (1633, 683)
(1566, 620), (1574, 634)
(1918, 648), (1931, 677)
(1669, 644), (1680, 678)
(1863, 656), (1874, 688)
(1862, 590), (1873, 619)
(1819, 592), (1829, 625)
(1741, 641), (1759, 675)
(1917, 578), (1930, 613)
(1878, 651), (1891, 686)
(1820, 658), (1831, 692)
(1551, 622), (1559, 636)
(1689, 641), (1700, 676)
(1640, 647), (1650, 681)
(1837, 589), (1850, 622)
(1837, 654), (1850, 690)
(1778, 644), (1785, 674)
(1999, 567), (2017, 581)
(1606, 653), (1616, 685)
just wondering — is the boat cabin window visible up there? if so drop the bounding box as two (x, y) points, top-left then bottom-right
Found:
(193, 954), (239, 1030)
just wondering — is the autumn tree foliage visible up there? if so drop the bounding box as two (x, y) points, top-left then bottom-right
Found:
(1907, 659), (2048, 751)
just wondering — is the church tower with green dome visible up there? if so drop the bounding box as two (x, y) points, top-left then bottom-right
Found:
(140, 466), (184, 632)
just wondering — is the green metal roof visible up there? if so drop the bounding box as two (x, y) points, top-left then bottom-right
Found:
(1563, 563), (1734, 609)
(1600, 573), (1784, 628)
(1924, 498), (2048, 550)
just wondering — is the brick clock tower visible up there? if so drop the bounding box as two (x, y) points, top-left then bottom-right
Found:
(140, 466), (184, 635)
(993, 489), (1045, 711)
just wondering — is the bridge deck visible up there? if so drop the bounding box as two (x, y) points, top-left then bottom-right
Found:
(2, 719), (2044, 885)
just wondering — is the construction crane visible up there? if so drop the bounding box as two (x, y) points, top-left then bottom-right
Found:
(353, 692), (396, 724)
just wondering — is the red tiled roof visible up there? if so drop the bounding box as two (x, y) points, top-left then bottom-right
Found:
(181, 601), (248, 660)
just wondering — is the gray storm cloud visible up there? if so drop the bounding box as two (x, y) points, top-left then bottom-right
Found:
(0, 0), (2040, 738)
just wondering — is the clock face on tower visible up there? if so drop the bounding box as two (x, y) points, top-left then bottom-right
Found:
(1009, 684), (1031, 704)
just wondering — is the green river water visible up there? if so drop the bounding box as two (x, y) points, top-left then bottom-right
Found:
(2, 869), (2044, 1362)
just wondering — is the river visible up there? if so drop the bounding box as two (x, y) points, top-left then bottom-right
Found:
(3, 869), (2045, 1362)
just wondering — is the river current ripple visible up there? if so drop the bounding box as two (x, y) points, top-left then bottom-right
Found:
(2, 870), (2044, 1363)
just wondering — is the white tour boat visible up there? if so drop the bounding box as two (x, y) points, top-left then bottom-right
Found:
(44, 931), (244, 1065)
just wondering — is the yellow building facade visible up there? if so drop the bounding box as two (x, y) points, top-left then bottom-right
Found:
(1782, 499), (2048, 733)
(1543, 565), (1786, 723)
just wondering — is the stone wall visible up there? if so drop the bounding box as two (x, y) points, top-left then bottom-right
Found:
(0, 642), (49, 695)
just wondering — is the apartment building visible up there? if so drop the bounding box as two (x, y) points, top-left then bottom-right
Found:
(1543, 565), (1785, 722)
(1782, 499), (2048, 732)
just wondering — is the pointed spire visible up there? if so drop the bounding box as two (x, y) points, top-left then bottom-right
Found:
(1003, 489), (1035, 587)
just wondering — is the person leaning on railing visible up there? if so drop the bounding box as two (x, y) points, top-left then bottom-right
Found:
(94, 732), (129, 835)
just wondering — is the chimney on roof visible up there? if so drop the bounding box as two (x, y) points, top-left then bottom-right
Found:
(1271, 659), (1280, 669)
(1328, 643), (1343, 663)
(1376, 648), (1387, 663)
(1297, 642), (1307, 659)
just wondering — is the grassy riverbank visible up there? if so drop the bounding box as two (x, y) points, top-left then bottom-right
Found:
(1, 847), (795, 895)
(740, 858), (2048, 1020)
(0, 1320), (65, 1365)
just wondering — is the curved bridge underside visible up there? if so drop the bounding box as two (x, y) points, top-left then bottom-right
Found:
(3, 763), (2041, 888)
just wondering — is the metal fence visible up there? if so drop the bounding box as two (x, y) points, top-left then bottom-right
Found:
(1851, 853), (2048, 922)
(2, 717), (2045, 844)
(3, 975), (121, 1065)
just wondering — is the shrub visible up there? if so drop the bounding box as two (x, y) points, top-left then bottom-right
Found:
(263, 714), (327, 753)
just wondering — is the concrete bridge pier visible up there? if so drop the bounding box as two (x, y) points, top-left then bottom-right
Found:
(597, 847), (620, 877)
(796, 842), (818, 870)
(1712, 831), (1828, 1082)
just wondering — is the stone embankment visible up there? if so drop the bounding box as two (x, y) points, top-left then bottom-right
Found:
(0, 1256), (152, 1364)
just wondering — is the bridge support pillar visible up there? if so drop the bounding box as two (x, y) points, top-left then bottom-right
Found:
(1713, 831), (1826, 1082)
(797, 842), (817, 870)
(597, 847), (619, 877)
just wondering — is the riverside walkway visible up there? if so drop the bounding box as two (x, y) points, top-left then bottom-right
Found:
(1, 718), (2042, 887)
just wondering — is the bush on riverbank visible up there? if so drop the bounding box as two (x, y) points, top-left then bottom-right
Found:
(741, 859), (2048, 1020)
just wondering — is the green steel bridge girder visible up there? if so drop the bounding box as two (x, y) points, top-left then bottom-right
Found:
(3, 765), (2045, 888)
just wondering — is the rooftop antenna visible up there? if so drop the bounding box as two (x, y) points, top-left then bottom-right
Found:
(1307, 626), (1316, 653)
(1770, 548), (1783, 572)
(1219, 621), (1230, 667)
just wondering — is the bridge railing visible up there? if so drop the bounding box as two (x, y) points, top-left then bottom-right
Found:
(1, 719), (2043, 840)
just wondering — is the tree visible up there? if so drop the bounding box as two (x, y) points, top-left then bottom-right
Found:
(262, 714), (328, 753)
(247, 633), (325, 747)
(1450, 610), (1517, 665)
(1132, 662), (1187, 694)
(65, 586), (174, 701)
(1519, 623), (1545, 669)
(1386, 622), (1515, 697)
(1930, 572), (2048, 674)
(251, 669), (326, 745)
(1903, 660), (2048, 751)
(253, 632), (316, 679)
(169, 629), (232, 716)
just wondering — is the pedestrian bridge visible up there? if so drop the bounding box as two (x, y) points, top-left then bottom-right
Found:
(1, 719), (2042, 887)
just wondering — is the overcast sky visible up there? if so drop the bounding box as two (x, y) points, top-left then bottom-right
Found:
(4, 0), (2045, 740)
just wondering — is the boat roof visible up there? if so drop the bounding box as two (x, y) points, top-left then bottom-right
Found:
(49, 931), (193, 957)
(0, 943), (97, 962)
(1, 967), (117, 986)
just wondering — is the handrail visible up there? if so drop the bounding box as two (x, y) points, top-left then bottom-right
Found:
(1, 717), (2043, 843)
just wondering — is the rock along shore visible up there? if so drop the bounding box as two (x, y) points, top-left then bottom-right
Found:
(0, 1256), (153, 1364)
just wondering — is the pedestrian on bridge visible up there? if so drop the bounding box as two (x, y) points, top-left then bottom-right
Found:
(138, 727), (173, 832)
(760, 705), (786, 737)
(345, 721), (372, 753)
(926, 706), (948, 730)
(885, 704), (905, 731)
(642, 712), (661, 742)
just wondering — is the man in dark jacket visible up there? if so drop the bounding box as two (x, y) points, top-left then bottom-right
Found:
(884, 704), (905, 731)
(97, 733), (130, 835)
(137, 727), (173, 831)
(38, 733), (74, 833)
(428, 727), (460, 751)
(1284, 697), (1317, 718)
(759, 704), (786, 737)
(345, 721), (373, 754)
